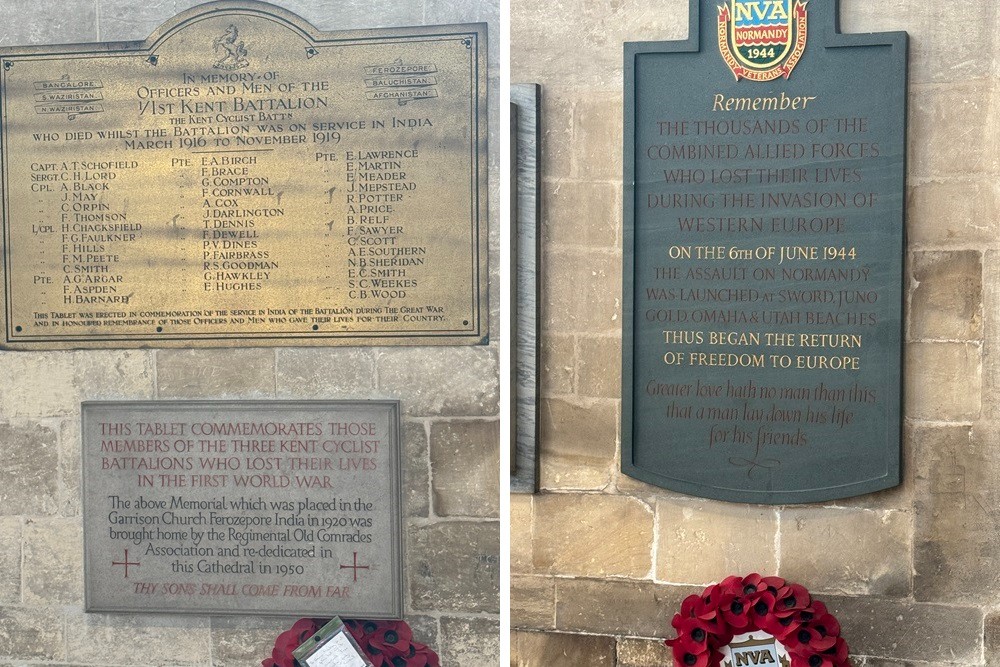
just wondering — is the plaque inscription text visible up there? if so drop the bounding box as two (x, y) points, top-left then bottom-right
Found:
(623, 1), (906, 504)
(82, 401), (403, 617)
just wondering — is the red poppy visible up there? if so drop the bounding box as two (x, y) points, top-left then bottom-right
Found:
(756, 611), (800, 641)
(718, 593), (753, 631)
(369, 621), (414, 655)
(677, 591), (727, 634)
(669, 641), (721, 667)
(669, 617), (716, 653)
(774, 583), (811, 617)
(801, 602), (842, 639)
(785, 625), (837, 653)
(718, 575), (745, 597)
(789, 644), (847, 667)
(734, 573), (781, 598)
(266, 618), (320, 667)
(347, 619), (384, 644)
(406, 645), (441, 667)
(748, 590), (777, 620)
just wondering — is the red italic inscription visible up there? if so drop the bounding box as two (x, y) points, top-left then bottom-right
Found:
(340, 551), (370, 581)
(111, 549), (140, 579)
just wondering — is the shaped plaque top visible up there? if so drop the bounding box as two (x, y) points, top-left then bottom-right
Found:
(0, 1), (488, 349)
(622, 1), (907, 504)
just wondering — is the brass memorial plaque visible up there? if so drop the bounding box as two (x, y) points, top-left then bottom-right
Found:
(0, 1), (488, 349)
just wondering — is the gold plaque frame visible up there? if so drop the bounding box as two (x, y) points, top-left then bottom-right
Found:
(0, 1), (488, 349)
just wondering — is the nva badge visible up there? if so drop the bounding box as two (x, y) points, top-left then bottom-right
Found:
(722, 634), (789, 667)
(718, 0), (808, 81)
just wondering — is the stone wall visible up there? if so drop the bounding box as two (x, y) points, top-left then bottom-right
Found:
(511, 0), (999, 665)
(0, 1), (500, 665)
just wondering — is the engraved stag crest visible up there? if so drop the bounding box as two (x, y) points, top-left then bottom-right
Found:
(213, 24), (249, 70)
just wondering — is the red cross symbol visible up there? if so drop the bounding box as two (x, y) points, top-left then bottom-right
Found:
(111, 549), (140, 579)
(339, 552), (370, 581)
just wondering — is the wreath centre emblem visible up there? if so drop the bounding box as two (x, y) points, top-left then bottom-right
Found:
(721, 633), (790, 667)
(718, 1), (808, 81)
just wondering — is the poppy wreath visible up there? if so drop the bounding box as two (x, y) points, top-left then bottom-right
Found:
(666, 574), (851, 667)
(263, 618), (440, 667)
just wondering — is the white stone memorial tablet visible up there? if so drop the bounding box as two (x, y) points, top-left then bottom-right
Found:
(82, 400), (403, 617)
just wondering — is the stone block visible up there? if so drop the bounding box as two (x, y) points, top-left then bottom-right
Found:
(378, 347), (499, 417)
(613, 466), (691, 500)
(823, 595), (982, 663)
(209, 616), (290, 667)
(511, 1), (597, 88)
(555, 578), (700, 637)
(543, 181), (620, 249)
(511, 494), (532, 573)
(407, 521), (499, 614)
(908, 179), (999, 249)
(402, 422), (430, 518)
(540, 334), (575, 396)
(575, 95), (623, 181)
(657, 499), (777, 585)
(909, 251), (982, 341)
(64, 611), (211, 665)
(908, 84), (989, 178)
(780, 508), (911, 597)
(0, 353), (75, 419)
(904, 342), (981, 421)
(839, 0), (996, 84)
(156, 349), (276, 399)
(430, 420), (500, 518)
(511, 0), (686, 89)
(534, 494), (653, 578)
(539, 398), (616, 490)
(986, 611), (1000, 660)
(541, 248), (622, 335)
(278, 0), (425, 30)
(73, 350), (155, 401)
(535, 92), (575, 181)
(167, 0), (426, 35)
(22, 519), (83, 605)
(984, 250), (1000, 422)
(404, 615), (439, 653)
(0, 607), (65, 661)
(577, 336), (622, 399)
(0, 423), (59, 516)
(275, 348), (376, 398)
(0, 519), (20, 604)
(427, 0), (500, 64)
(99, 2), (181, 41)
(438, 617), (500, 667)
(0, 0), (96, 45)
(59, 420), (82, 518)
(823, 422), (916, 512)
(913, 423), (1000, 603)
(512, 631), (615, 666)
(425, 0), (501, 65)
(512, 576), (555, 630)
(616, 637), (673, 667)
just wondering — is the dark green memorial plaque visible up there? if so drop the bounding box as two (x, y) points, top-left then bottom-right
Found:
(623, 1), (907, 504)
